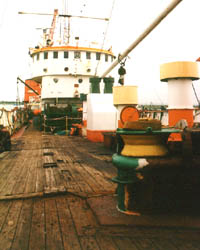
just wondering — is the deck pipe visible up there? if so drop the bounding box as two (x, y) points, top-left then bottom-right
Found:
(160, 61), (199, 141)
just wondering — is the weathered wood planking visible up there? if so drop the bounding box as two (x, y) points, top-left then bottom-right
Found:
(68, 197), (98, 236)
(11, 199), (33, 250)
(45, 198), (63, 250)
(28, 198), (45, 250)
(0, 126), (199, 250)
(113, 237), (138, 250)
(79, 236), (100, 250)
(0, 200), (23, 250)
(95, 234), (118, 250)
(56, 197), (82, 250)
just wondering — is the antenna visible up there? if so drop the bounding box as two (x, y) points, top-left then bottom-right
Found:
(19, 11), (109, 45)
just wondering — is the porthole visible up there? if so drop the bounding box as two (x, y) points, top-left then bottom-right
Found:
(78, 79), (83, 83)
(53, 78), (59, 83)
(43, 68), (47, 72)
(64, 67), (69, 72)
(87, 68), (91, 73)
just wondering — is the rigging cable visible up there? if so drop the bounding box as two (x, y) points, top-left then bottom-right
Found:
(192, 82), (200, 107)
(94, 0), (116, 76)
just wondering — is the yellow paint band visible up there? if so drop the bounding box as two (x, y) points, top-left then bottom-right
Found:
(160, 61), (199, 82)
(31, 46), (114, 56)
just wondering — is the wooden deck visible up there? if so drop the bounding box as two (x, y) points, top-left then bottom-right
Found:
(0, 125), (200, 250)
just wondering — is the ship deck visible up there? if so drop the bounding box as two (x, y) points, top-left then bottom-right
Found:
(0, 124), (200, 250)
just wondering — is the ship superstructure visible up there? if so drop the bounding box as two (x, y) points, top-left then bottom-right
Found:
(26, 8), (115, 132)
(29, 45), (115, 105)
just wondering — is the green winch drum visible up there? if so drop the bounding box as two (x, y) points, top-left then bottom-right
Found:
(112, 126), (179, 213)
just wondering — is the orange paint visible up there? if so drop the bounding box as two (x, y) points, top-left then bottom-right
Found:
(82, 120), (87, 127)
(87, 130), (115, 142)
(33, 110), (41, 116)
(168, 109), (193, 128)
(168, 109), (193, 141)
(120, 106), (139, 124)
(118, 106), (139, 128)
(118, 120), (124, 128)
(24, 80), (41, 103)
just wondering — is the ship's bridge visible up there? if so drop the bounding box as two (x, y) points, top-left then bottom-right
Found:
(29, 46), (115, 83)
(29, 45), (115, 101)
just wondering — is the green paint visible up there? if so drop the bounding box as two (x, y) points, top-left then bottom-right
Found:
(89, 77), (101, 93)
(103, 77), (114, 93)
(116, 128), (180, 135)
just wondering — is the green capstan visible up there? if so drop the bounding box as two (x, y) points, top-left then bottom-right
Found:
(112, 153), (140, 184)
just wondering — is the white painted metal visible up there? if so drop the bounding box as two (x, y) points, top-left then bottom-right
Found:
(30, 49), (114, 100)
(87, 94), (117, 131)
(168, 79), (194, 109)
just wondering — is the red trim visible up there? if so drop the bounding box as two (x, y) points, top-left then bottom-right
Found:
(87, 129), (115, 142)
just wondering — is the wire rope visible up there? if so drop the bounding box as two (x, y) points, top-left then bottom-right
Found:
(192, 82), (200, 107)
(94, 0), (116, 76)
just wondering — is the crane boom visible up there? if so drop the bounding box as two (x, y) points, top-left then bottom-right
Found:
(101, 0), (183, 78)
(17, 77), (39, 96)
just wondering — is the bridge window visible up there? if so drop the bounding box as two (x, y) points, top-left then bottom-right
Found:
(105, 54), (108, 62)
(53, 51), (58, 59)
(36, 53), (40, 61)
(64, 51), (69, 58)
(74, 51), (81, 59)
(96, 53), (101, 60)
(86, 52), (91, 59)
(44, 52), (48, 59)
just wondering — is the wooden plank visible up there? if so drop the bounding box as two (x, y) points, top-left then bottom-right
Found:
(43, 148), (54, 156)
(68, 197), (98, 236)
(56, 197), (81, 250)
(132, 238), (156, 250)
(24, 161), (37, 194)
(53, 166), (65, 187)
(58, 163), (83, 194)
(11, 199), (33, 250)
(0, 151), (9, 159)
(44, 168), (57, 193)
(0, 159), (26, 196)
(0, 160), (17, 192)
(0, 201), (12, 230)
(45, 198), (63, 250)
(0, 192), (43, 201)
(172, 239), (200, 250)
(35, 160), (45, 192)
(69, 163), (94, 194)
(12, 158), (30, 195)
(0, 200), (23, 250)
(29, 198), (45, 250)
(81, 163), (115, 192)
(113, 237), (138, 250)
(80, 236), (100, 250)
(150, 238), (179, 250)
(71, 162), (103, 194)
(65, 154), (112, 193)
(43, 154), (57, 168)
(95, 235), (118, 250)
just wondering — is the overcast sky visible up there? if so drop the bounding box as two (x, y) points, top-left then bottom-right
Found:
(0, 0), (200, 105)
